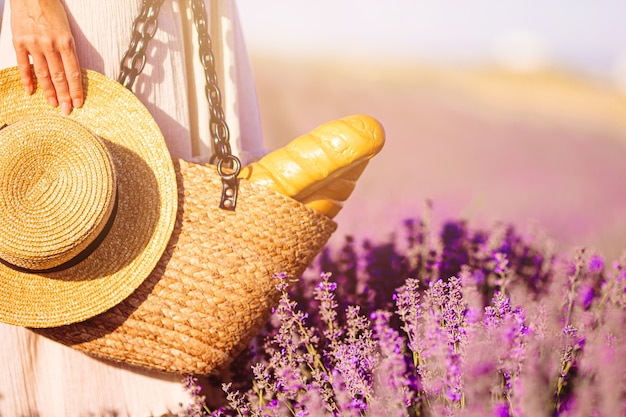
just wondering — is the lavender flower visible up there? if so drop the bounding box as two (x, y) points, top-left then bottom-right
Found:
(394, 278), (421, 365)
(314, 273), (340, 342)
(369, 310), (413, 415)
(180, 375), (209, 417)
(328, 305), (377, 402)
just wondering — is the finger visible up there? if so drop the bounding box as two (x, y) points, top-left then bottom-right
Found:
(45, 51), (73, 115)
(59, 45), (83, 109)
(14, 49), (34, 95)
(30, 54), (58, 107)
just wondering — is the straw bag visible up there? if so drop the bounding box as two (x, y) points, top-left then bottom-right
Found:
(0, 0), (336, 375)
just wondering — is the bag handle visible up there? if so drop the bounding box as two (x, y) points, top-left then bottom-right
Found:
(117, 0), (241, 210)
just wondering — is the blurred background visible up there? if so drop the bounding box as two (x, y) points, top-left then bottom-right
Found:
(237, 1), (626, 261)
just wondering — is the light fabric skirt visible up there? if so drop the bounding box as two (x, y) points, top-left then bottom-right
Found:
(0, 1), (264, 415)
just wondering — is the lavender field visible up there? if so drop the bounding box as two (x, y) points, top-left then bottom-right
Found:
(184, 213), (625, 416)
(177, 59), (626, 416)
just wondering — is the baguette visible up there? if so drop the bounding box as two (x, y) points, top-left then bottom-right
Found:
(298, 161), (368, 218)
(239, 114), (384, 218)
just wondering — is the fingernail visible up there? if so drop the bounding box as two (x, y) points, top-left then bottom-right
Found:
(61, 102), (71, 115)
(48, 97), (58, 107)
(73, 98), (83, 109)
(24, 85), (33, 95)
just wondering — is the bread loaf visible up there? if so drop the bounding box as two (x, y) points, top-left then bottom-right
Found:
(239, 114), (384, 218)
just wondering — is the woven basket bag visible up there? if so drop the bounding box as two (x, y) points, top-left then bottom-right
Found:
(35, 159), (336, 374)
(7, 0), (337, 375)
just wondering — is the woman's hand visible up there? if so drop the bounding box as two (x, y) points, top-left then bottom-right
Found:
(10, 0), (83, 114)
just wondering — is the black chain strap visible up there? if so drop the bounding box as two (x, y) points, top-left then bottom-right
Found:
(117, 0), (164, 89)
(117, 0), (240, 210)
(188, 0), (240, 210)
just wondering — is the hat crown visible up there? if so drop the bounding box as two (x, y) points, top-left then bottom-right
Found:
(0, 116), (116, 270)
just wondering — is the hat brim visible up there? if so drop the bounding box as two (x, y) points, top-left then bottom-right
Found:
(0, 67), (177, 327)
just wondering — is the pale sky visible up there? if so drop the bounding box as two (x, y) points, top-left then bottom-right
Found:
(237, 1), (626, 82)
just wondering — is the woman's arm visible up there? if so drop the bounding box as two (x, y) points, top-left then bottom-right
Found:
(9, 0), (82, 114)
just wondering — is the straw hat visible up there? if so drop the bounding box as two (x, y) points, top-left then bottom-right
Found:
(0, 66), (177, 328)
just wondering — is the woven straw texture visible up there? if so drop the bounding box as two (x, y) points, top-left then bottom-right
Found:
(0, 116), (116, 270)
(0, 67), (177, 327)
(36, 159), (337, 375)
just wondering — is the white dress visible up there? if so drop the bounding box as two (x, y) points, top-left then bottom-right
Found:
(0, 0), (265, 164)
(0, 1), (265, 415)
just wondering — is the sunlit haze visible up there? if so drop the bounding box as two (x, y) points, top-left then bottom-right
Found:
(237, 1), (626, 81)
